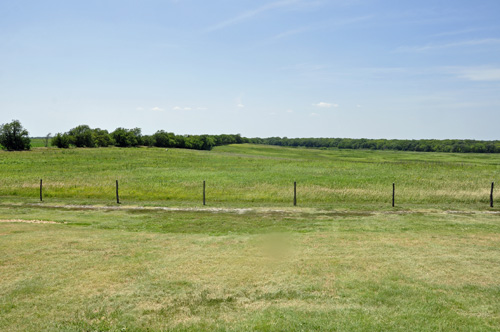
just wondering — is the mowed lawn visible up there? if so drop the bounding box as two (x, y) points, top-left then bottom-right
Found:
(0, 144), (499, 209)
(1, 145), (499, 331)
(0, 206), (499, 331)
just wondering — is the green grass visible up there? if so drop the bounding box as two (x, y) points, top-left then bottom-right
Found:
(1, 145), (499, 330)
(0, 144), (499, 210)
(0, 205), (499, 331)
(29, 138), (50, 148)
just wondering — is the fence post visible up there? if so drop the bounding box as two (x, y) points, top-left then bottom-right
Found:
(491, 182), (494, 208)
(392, 183), (395, 207)
(40, 179), (43, 202)
(294, 181), (297, 206)
(203, 180), (206, 206)
(116, 180), (120, 204)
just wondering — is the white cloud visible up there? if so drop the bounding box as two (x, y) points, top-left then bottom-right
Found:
(310, 112), (319, 116)
(286, 109), (294, 113)
(455, 66), (500, 81)
(356, 104), (362, 108)
(136, 107), (144, 111)
(197, 107), (208, 110)
(151, 107), (163, 111)
(173, 106), (197, 111)
(205, 0), (302, 32)
(397, 38), (500, 52)
(273, 15), (373, 40)
(312, 102), (338, 108)
(237, 103), (245, 108)
(431, 27), (485, 38)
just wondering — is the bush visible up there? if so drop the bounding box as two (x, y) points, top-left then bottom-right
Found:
(51, 133), (70, 148)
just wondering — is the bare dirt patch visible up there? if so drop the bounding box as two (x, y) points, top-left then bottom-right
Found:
(0, 219), (57, 224)
(22, 203), (500, 216)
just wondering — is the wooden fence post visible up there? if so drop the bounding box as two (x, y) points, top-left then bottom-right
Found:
(392, 183), (395, 207)
(293, 181), (297, 206)
(116, 180), (120, 204)
(40, 179), (43, 202)
(203, 180), (206, 206)
(491, 182), (494, 208)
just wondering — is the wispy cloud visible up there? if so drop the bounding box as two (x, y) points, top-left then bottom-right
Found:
(353, 65), (500, 82)
(173, 106), (200, 111)
(235, 94), (246, 109)
(205, 0), (302, 32)
(151, 107), (163, 111)
(397, 38), (500, 52)
(452, 66), (500, 81)
(313, 102), (338, 108)
(273, 15), (373, 40)
(278, 63), (329, 72)
(430, 27), (487, 38)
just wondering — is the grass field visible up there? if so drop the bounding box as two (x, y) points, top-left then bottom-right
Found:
(1, 145), (499, 331)
(29, 138), (50, 148)
(1, 144), (499, 209)
(1, 206), (499, 331)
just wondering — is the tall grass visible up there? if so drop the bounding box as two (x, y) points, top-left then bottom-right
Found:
(0, 144), (499, 209)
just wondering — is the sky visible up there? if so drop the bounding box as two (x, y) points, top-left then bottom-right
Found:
(1, 0), (499, 139)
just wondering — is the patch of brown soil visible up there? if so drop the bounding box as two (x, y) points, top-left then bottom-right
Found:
(0, 219), (57, 224)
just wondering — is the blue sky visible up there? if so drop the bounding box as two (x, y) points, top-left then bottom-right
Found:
(1, 0), (499, 139)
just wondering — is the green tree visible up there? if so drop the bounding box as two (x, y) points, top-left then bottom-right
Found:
(112, 128), (141, 147)
(51, 133), (70, 148)
(200, 135), (216, 150)
(0, 120), (31, 151)
(142, 135), (155, 147)
(93, 128), (113, 147)
(68, 125), (95, 147)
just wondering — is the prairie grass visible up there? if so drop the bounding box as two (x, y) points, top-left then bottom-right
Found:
(28, 138), (50, 148)
(0, 144), (499, 210)
(1, 145), (499, 330)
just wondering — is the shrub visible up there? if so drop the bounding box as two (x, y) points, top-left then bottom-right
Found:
(51, 133), (70, 148)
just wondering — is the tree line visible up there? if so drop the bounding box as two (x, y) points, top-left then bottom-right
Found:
(51, 124), (248, 150)
(248, 137), (500, 153)
(2, 119), (500, 153)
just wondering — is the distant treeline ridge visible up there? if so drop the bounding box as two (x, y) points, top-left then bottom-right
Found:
(52, 125), (248, 150)
(248, 137), (500, 153)
(41, 124), (500, 153)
